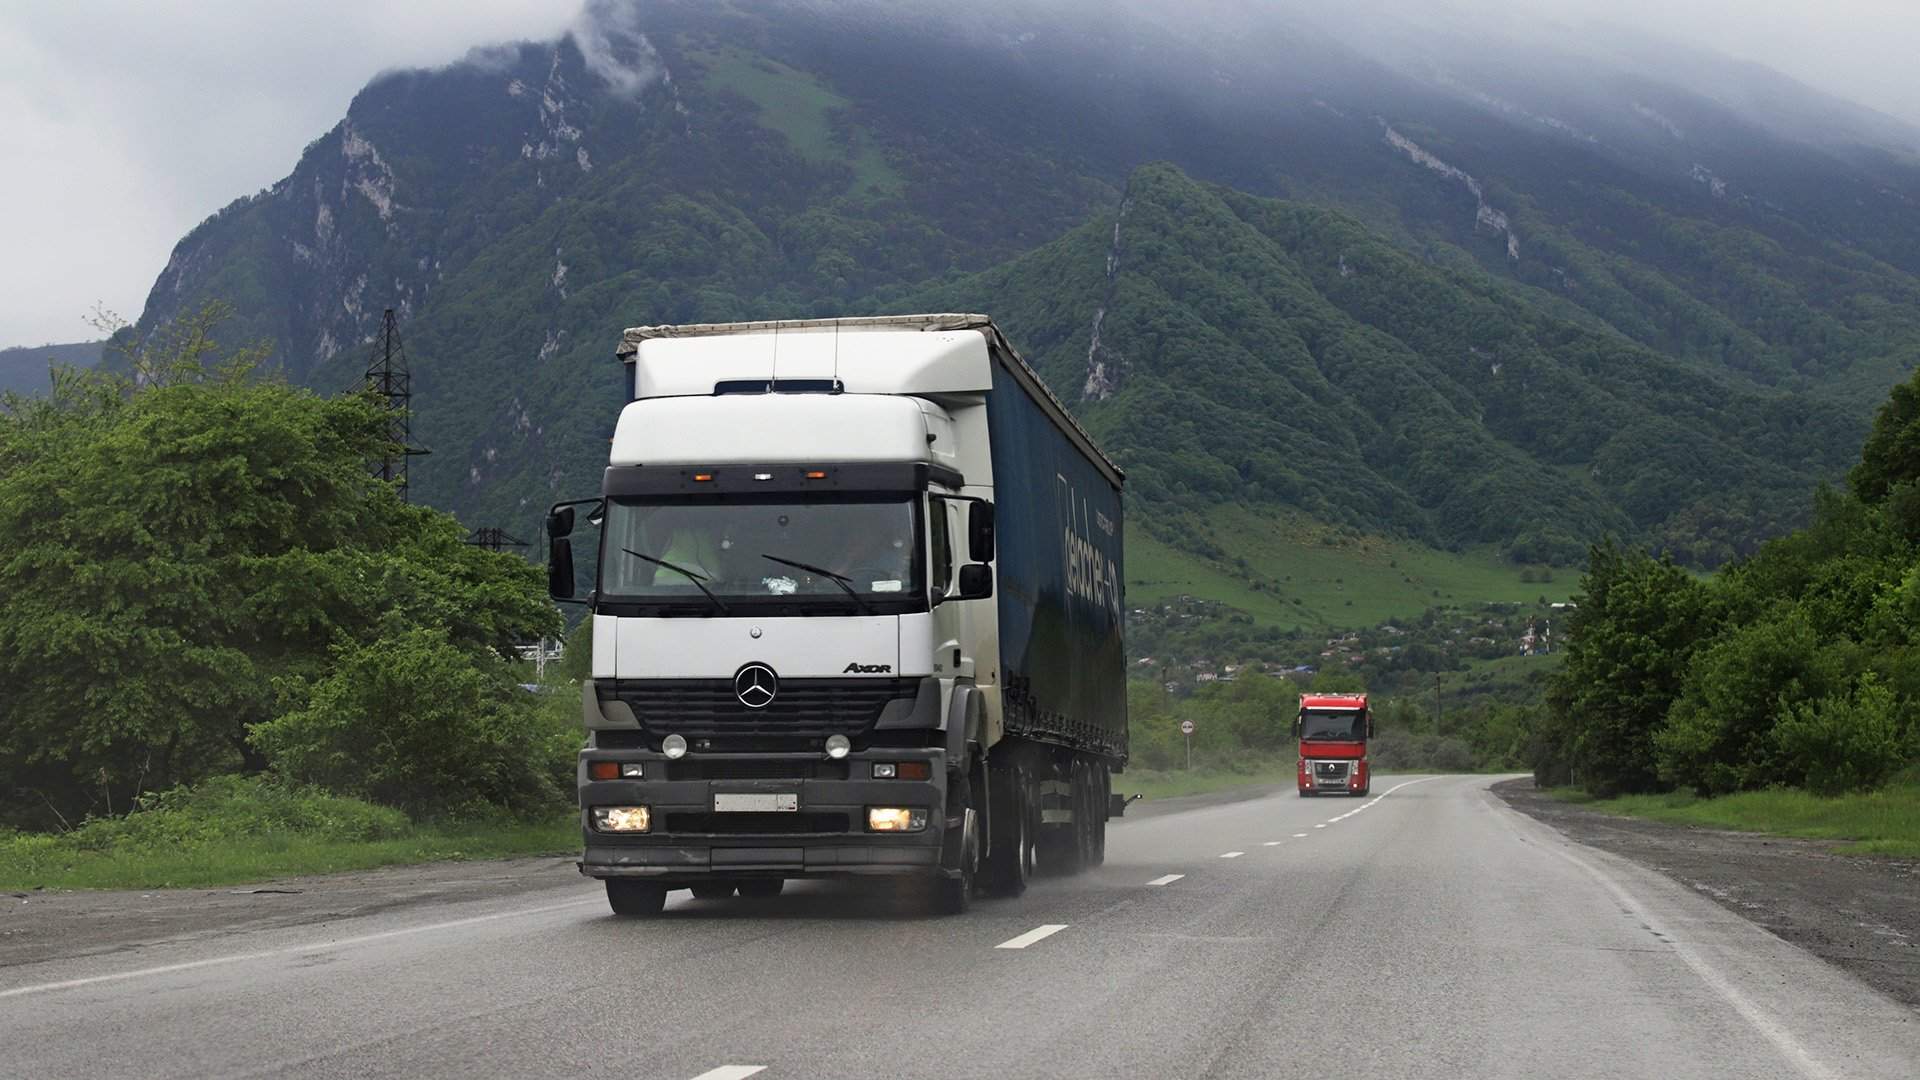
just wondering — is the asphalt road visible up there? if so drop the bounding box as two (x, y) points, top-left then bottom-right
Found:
(3, 775), (1915, 1080)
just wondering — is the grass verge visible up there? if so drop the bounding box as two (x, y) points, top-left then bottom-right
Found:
(1116, 764), (1299, 802)
(0, 777), (576, 891)
(1550, 783), (1920, 858)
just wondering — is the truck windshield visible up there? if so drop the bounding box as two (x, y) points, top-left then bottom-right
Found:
(599, 496), (923, 611)
(1300, 709), (1366, 741)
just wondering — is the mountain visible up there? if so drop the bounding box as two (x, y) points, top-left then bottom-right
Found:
(126, 0), (1920, 577)
(0, 341), (104, 398)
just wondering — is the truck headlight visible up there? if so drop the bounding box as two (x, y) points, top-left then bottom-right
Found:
(591, 806), (651, 833)
(867, 807), (928, 832)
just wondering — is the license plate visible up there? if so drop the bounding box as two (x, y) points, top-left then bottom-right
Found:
(713, 793), (798, 813)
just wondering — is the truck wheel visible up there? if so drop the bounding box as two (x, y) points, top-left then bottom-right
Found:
(736, 879), (784, 899)
(690, 883), (736, 901)
(605, 880), (668, 918)
(982, 762), (1033, 897)
(1355, 786), (1370, 798)
(1039, 762), (1084, 876)
(1298, 788), (1311, 798)
(1089, 763), (1109, 867)
(1074, 760), (1098, 868)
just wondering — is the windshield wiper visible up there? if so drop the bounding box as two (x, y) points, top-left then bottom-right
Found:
(621, 547), (729, 615)
(759, 553), (872, 614)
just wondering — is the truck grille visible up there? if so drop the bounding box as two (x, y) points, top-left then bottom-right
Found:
(663, 812), (851, 835)
(605, 678), (914, 740)
(1312, 761), (1351, 787)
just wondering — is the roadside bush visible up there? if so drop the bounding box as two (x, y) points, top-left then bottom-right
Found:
(1773, 674), (1911, 795)
(251, 627), (578, 820)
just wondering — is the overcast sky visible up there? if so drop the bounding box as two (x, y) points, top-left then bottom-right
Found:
(2, 0), (1917, 348)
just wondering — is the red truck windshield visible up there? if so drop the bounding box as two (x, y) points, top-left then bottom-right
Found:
(1299, 708), (1366, 741)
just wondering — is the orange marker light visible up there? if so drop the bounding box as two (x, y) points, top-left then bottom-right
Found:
(896, 761), (931, 781)
(588, 761), (620, 781)
(692, 473), (714, 482)
(805, 470), (828, 479)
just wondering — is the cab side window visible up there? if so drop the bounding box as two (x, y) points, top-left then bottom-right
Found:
(931, 499), (954, 594)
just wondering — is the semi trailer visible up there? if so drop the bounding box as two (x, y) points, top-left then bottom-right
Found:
(547, 314), (1128, 916)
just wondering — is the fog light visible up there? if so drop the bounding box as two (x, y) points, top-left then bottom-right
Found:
(867, 807), (928, 832)
(825, 734), (851, 760)
(591, 806), (650, 833)
(872, 762), (897, 779)
(620, 762), (645, 779)
(662, 734), (688, 760)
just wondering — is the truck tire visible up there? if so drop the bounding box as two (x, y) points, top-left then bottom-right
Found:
(736, 878), (784, 899)
(690, 883), (736, 901)
(926, 803), (977, 916)
(1298, 788), (1312, 798)
(981, 761), (1033, 897)
(1039, 760), (1084, 876)
(1089, 762), (1108, 867)
(1355, 786), (1370, 798)
(605, 880), (668, 918)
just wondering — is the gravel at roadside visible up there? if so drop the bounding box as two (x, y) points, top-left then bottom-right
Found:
(1496, 778), (1920, 1008)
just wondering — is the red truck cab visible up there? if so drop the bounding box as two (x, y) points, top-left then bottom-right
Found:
(1295, 693), (1371, 797)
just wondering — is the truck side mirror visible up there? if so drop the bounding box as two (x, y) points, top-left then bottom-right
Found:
(955, 563), (993, 601)
(968, 501), (995, 563)
(548, 538), (575, 600)
(547, 506), (575, 538)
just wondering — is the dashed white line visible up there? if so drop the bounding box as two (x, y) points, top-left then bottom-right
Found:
(1219, 851), (1245, 859)
(689, 1068), (766, 1080)
(1146, 874), (1185, 886)
(996, 924), (1069, 949)
(1293, 832), (1308, 838)
(1314, 824), (1328, 829)
(1262, 841), (1283, 847)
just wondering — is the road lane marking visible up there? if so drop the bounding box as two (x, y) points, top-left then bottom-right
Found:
(1314, 824), (1328, 828)
(996, 924), (1068, 949)
(0, 897), (603, 1001)
(1219, 851), (1245, 858)
(1293, 833), (1308, 838)
(690, 1068), (767, 1080)
(1146, 874), (1185, 886)
(1493, 802), (1839, 1080)
(1262, 841), (1282, 847)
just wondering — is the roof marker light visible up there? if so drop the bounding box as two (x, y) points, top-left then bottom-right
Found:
(692, 473), (714, 482)
(805, 470), (828, 480)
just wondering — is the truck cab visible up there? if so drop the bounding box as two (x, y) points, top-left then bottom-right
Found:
(1295, 693), (1371, 797)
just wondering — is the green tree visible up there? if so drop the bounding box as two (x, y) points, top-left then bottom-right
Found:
(1851, 368), (1920, 505)
(0, 305), (559, 827)
(1542, 541), (1718, 795)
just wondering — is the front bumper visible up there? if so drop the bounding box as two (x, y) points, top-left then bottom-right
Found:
(1298, 759), (1368, 792)
(577, 748), (949, 882)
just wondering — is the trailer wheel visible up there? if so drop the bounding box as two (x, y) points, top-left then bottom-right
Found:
(1089, 762), (1109, 867)
(982, 761), (1033, 897)
(605, 880), (668, 918)
(736, 879), (784, 899)
(689, 883), (736, 901)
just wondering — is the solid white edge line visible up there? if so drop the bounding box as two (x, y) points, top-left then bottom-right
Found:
(689, 1068), (768, 1080)
(996, 924), (1069, 949)
(1146, 874), (1185, 886)
(0, 897), (603, 1000)
(1219, 851), (1245, 858)
(1488, 790), (1838, 1080)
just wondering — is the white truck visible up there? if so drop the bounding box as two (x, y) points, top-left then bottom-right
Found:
(547, 314), (1128, 916)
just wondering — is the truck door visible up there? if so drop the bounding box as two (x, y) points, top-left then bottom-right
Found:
(930, 496), (970, 683)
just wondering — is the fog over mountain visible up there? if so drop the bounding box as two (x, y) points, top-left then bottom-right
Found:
(3, 0), (1919, 348)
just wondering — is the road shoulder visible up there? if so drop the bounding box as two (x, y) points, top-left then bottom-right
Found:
(0, 855), (582, 970)
(1494, 777), (1920, 1008)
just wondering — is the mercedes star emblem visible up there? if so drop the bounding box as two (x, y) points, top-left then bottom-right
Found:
(734, 663), (779, 709)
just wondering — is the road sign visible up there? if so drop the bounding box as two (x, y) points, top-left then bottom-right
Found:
(1180, 720), (1194, 735)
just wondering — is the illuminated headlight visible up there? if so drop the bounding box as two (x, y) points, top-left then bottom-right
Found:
(825, 734), (851, 760)
(872, 762), (897, 779)
(662, 734), (688, 760)
(591, 806), (651, 833)
(620, 763), (645, 779)
(867, 807), (928, 832)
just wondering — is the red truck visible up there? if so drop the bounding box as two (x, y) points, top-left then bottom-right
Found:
(1295, 693), (1372, 797)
